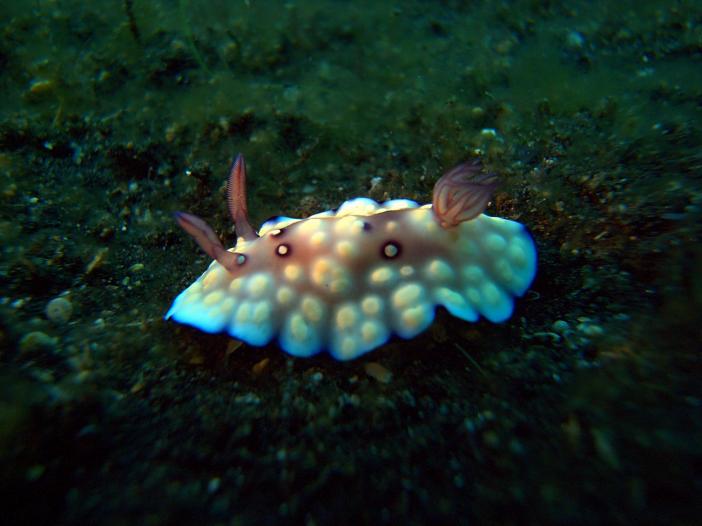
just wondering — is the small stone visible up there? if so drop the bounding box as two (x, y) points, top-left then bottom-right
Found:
(3, 182), (17, 198)
(592, 428), (620, 468)
(226, 340), (243, 355)
(85, 248), (108, 275)
(188, 351), (205, 365)
(566, 31), (585, 49)
(26, 465), (45, 481)
(207, 477), (221, 494)
(495, 38), (514, 54)
(307, 370), (323, 384)
(364, 362), (392, 384)
(577, 322), (604, 337)
(483, 430), (500, 448)
(252, 357), (270, 377)
(27, 79), (55, 98)
(46, 296), (73, 324)
(552, 320), (570, 334)
(19, 331), (58, 353)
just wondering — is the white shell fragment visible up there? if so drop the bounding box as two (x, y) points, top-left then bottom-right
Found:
(166, 196), (537, 360)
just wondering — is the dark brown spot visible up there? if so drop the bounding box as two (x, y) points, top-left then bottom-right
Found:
(381, 241), (401, 259)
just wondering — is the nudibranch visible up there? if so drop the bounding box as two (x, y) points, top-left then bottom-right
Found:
(166, 155), (536, 360)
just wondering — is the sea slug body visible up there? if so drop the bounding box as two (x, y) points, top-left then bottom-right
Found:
(166, 155), (537, 360)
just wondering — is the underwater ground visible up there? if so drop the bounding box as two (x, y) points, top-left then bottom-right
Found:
(1, 0), (701, 524)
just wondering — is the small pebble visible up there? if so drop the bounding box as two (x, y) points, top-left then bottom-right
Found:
(26, 465), (45, 482)
(364, 362), (393, 384)
(207, 477), (221, 494)
(252, 357), (270, 377)
(46, 296), (73, 324)
(85, 248), (109, 275)
(308, 370), (324, 384)
(19, 331), (58, 353)
(188, 352), (205, 365)
(577, 322), (604, 337)
(27, 79), (55, 98)
(226, 340), (243, 355)
(566, 30), (585, 49)
(552, 320), (570, 334)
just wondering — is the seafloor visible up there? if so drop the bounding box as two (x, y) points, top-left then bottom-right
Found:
(1, 1), (701, 524)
